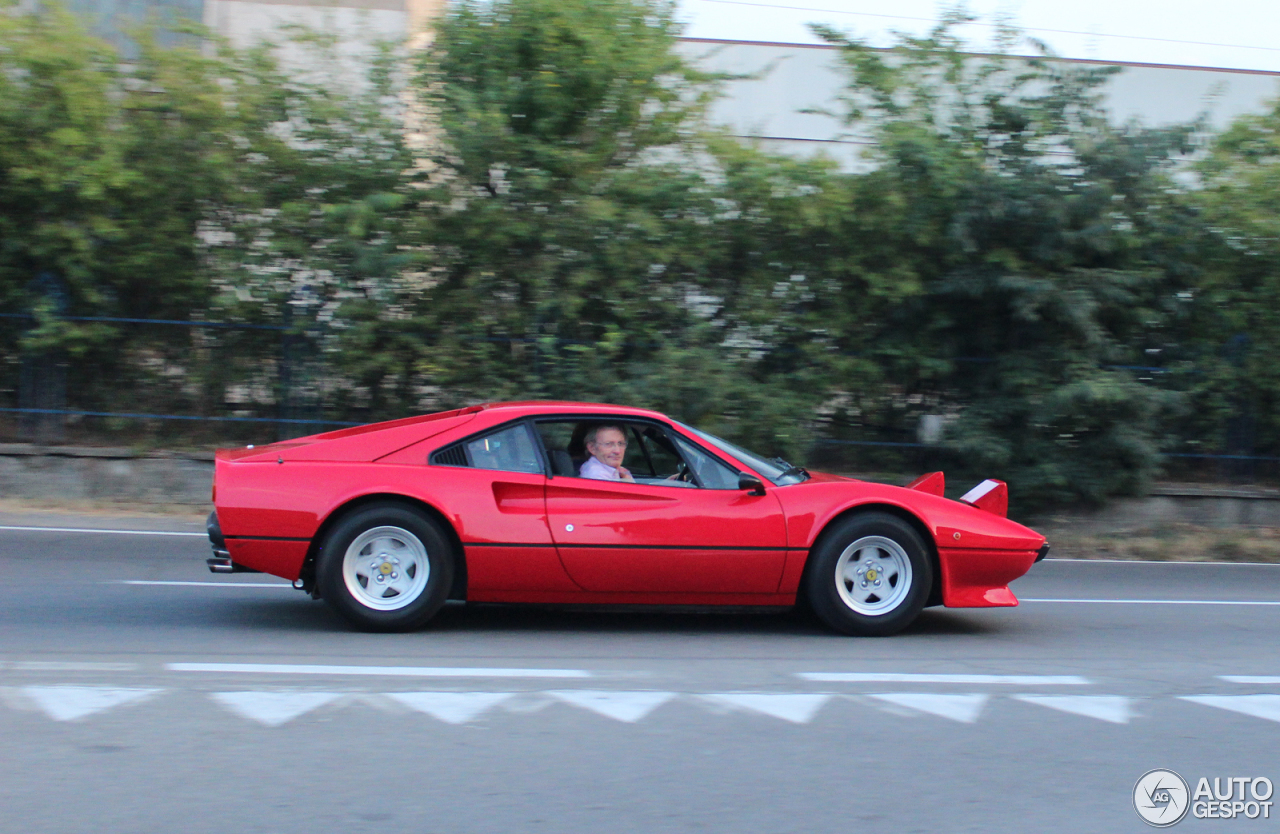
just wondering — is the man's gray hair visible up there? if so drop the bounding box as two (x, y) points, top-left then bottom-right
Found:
(586, 424), (626, 445)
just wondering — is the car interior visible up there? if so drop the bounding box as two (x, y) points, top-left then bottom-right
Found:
(535, 420), (700, 487)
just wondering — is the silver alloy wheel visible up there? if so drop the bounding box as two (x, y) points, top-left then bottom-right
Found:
(833, 535), (912, 615)
(342, 525), (430, 611)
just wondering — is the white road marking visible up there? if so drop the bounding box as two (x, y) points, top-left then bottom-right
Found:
(13, 686), (162, 721)
(1180, 695), (1280, 723)
(211, 691), (343, 727)
(5, 687), (1280, 726)
(1218, 676), (1280, 684)
(116, 581), (292, 588)
(1013, 694), (1132, 724)
(385, 692), (514, 724)
(166, 662), (592, 678)
(0, 661), (138, 671)
(547, 690), (677, 723)
(1044, 558), (1280, 566)
(699, 693), (831, 724)
(798, 673), (1090, 685)
(867, 693), (989, 723)
(0, 525), (205, 537)
(1021, 598), (1280, 605)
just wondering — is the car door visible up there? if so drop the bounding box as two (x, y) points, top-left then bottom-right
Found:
(423, 421), (576, 594)
(540, 420), (788, 594)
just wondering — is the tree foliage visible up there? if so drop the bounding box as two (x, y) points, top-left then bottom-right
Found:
(814, 19), (1196, 506)
(0, 4), (220, 348)
(331, 0), (845, 455)
(1185, 97), (1280, 461)
(5, 0), (1279, 510)
(0, 2), (416, 420)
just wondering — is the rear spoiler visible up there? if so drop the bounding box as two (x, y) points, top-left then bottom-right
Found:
(960, 479), (1008, 518)
(905, 471), (945, 496)
(906, 472), (1009, 518)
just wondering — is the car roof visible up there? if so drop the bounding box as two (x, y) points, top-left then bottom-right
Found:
(476, 401), (673, 421)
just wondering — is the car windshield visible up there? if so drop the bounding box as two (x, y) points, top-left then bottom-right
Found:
(673, 421), (810, 486)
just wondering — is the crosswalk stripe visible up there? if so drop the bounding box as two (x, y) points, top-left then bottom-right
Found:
(6, 686), (1280, 726)
(17, 686), (162, 722)
(385, 692), (514, 724)
(1013, 694), (1132, 724)
(867, 693), (989, 723)
(1180, 695), (1280, 723)
(700, 693), (831, 724)
(547, 690), (677, 723)
(211, 691), (343, 726)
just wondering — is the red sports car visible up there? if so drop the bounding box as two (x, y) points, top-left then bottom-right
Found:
(206, 401), (1048, 635)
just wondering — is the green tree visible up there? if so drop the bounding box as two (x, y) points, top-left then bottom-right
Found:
(815, 19), (1196, 507)
(0, 2), (247, 431)
(193, 32), (419, 424)
(0, 3), (419, 431)
(339, 0), (848, 456)
(1183, 95), (1280, 464)
(0, 4), (217, 343)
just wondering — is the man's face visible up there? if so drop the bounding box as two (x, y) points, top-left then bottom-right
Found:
(587, 427), (628, 469)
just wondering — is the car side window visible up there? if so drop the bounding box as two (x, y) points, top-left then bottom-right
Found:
(533, 421), (581, 477)
(627, 425), (684, 479)
(673, 435), (741, 489)
(533, 419), (696, 487)
(462, 424), (543, 474)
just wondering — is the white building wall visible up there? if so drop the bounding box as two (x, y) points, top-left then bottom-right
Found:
(203, 0), (407, 54)
(677, 38), (1280, 170)
(193, 3), (1280, 169)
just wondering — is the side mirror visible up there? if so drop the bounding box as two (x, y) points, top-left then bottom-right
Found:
(738, 472), (766, 496)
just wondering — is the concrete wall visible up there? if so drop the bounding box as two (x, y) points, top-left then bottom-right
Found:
(1032, 485), (1280, 534)
(0, 446), (213, 508)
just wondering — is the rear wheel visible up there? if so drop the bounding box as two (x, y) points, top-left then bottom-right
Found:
(806, 512), (932, 636)
(316, 503), (454, 632)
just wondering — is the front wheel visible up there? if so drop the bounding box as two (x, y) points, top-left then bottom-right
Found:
(316, 503), (455, 632)
(805, 512), (932, 636)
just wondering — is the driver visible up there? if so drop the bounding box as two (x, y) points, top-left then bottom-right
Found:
(580, 424), (636, 482)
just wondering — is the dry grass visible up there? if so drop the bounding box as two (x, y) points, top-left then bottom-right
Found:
(1043, 523), (1280, 563)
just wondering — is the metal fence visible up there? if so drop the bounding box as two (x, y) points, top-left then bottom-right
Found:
(2, 310), (1277, 485)
(0, 312), (355, 446)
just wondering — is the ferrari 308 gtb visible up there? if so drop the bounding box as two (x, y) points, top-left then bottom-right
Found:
(206, 401), (1048, 635)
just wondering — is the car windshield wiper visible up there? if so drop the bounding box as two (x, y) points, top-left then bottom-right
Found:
(778, 463), (809, 481)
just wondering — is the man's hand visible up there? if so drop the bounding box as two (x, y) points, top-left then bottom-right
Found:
(618, 465), (635, 482)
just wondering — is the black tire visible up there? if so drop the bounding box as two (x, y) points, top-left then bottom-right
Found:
(805, 512), (932, 636)
(316, 502), (455, 632)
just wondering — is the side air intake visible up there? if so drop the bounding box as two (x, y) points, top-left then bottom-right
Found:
(430, 444), (468, 467)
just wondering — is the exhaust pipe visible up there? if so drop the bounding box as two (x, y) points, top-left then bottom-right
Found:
(206, 512), (260, 574)
(207, 549), (235, 573)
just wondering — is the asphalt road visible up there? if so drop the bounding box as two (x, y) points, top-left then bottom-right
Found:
(1, 512), (1279, 834)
